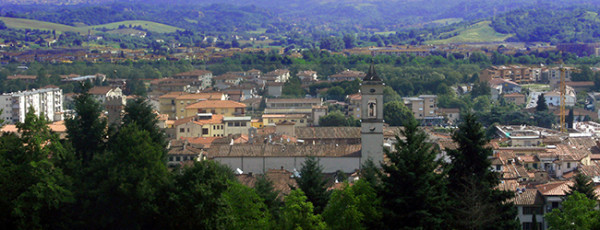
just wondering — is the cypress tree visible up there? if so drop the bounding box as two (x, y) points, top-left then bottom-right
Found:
(446, 112), (519, 230)
(380, 116), (448, 229)
(536, 94), (548, 112)
(295, 157), (330, 214)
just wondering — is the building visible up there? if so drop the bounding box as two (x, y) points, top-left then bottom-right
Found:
(480, 65), (534, 84)
(403, 95), (440, 124)
(543, 88), (576, 107)
(263, 69), (290, 83)
(88, 86), (123, 105)
(297, 70), (318, 81)
(328, 70), (366, 82)
(262, 114), (310, 127)
(0, 87), (63, 124)
(158, 92), (227, 119)
(360, 64), (384, 166)
(172, 70), (213, 90)
(503, 92), (527, 105)
(437, 108), (460, 124)
(184, 100), (246, 118)
(174, 113), (225, 139)
(266, 82), (284, 97)
(223, 116), (252, 136)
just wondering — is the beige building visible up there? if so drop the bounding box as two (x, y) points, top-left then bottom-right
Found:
(503, 92), (526, 105)
(223, 116), (252, 136)
(403, 95), (438, 119)
(158, 92), (227, 119)
(174, 114), (225, 139)
(184, 100), (246, 118)
(480, 65), (534, 84)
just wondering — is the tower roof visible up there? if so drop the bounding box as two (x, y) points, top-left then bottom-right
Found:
(363, 63), (382, 81)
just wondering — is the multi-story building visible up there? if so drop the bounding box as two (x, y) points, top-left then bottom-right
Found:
(158, 92), (228, 119)
(328, 70), (366, 82)
(403, 95), (438, 120)
(171, 70), (213, 90)
(480, 65), (534, 84)
(263, 69), (290, 83)
(0, 87), (63, 124)
(174, 113), (225, 139)
(184, 100), (246, 118)
(223, 116), (252, 136)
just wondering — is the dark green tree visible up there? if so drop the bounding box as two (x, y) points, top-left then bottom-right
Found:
(567, 108), (574, 129)
(446, 112), (519, 230)
(122, 98), (166, 148)
(383, 101), (413, 126)
(567, 173), (597, 201)
(536, 94), (548, 112)
(65, 83), (107, 165)
(254, 175), (283, 220)
(380, 116), (447, 229)
(319, 111), (349, 127)
(0, 109), (74, 229)
(86, 123), (168, 229)
(322, 183), (364, 230)
(162, 160), (235, 229)
(295, 157), (331, 214)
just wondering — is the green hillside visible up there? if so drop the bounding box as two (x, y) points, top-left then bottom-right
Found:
(0, 17), (181, 34)
(0, 17), (87, 33)
(427, 21), (513, 44)
(88, 20), (182, 33)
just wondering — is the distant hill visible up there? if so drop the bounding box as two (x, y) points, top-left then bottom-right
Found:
(0, 17), (181, 34)
(427, 21), (513, 44)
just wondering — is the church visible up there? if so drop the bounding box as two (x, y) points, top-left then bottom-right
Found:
(205, 64), (385, 173)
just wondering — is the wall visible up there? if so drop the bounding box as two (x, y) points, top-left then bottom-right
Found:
(214, 156), (362, 174)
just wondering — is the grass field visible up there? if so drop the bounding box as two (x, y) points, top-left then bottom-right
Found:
(0, 17), (181, 34)
(429, 18), (463, 25)
(88, 20), (182, 33)
(0, 17), (87, 33)
(427, 21), (513, 44)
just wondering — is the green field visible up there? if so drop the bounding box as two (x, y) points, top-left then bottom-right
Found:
(0, 17), (181, 34)
(88, 20), (182, 33)
(427, 21), (513, 44)
(0, 17), (88, 33)
(430, 18), (463, 25)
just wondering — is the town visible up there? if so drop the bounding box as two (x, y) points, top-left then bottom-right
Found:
(3, 0), (600, 229)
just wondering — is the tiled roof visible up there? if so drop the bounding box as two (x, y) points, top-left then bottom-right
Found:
(512, 189), (544, 206)
(536, 181), (573, 196)
(295, 127), (361, 140)
(503, 92), (525, 98)
(180, 136), (222, 148)
(266, 98), (322, 104)
(185, 100), (246, 109)
(566, 81), (594, 87)
(173, 69), (212, 77)
(88, 86), (113, 95)
(176, 92), (224, 100)
(207, 143), (361, 158)
(236, 168), (298, 197)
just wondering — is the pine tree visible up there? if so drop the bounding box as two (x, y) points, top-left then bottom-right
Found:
(536, 94), (548, 112)
(446, 112), (519, 230)
(254, 175), (283, 220)
(122, 98), (166, 148)
(567, 108), (574, 129)
(567, 173), (597, 200)
(65, 82), (107, 165)
(295, 156), (331, 214)
(380, 116), (448, 229)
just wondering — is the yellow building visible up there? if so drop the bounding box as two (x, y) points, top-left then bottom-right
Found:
(251, 119), (263, 128)
(262, 114), (309, 127)
(174, 114), (225, 139)
(184, 100), (246, 118)
(158, 92), (227, 119)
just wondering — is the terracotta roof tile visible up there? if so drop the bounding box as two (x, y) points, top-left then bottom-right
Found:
(185, 100), (246, 109)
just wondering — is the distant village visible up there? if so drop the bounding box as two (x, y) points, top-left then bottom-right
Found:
(4, 54), (600, 229)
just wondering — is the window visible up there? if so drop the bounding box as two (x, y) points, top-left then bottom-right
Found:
(187, 128), (189, 133)
(179, 128), (185, 133)
(176, 156), (181, 161)
(523, 207), (543, 215)
(532, 163), (538, 169)
(228, 122), (234, 127)
(567, 162), (571, 168)
(367, 100), (377, 118)
(202, 128), (209, 135)
(496, 165), (501, 171)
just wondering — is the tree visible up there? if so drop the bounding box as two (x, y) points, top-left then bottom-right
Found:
(446, 112), (519, 229)
(122, 98), (166, 148)
(325, 86), (345, 101)
(254, 175), (283, 220)
(536, 94), (548, 112)
(322, 183), (364, 230)
(280, 189), (327, 230)
(0, 109), (74, 229)
(65, 83), (107, 165)
(380, 116), (447, 229)
(222, 182), (271, 229)
(545, 191), (600, 230)
(567, 108), (574, 129)
(567, 173), (597, 200)
(86, 123), (168, 229)
(162, 160), (235, 229)
(295, 157), (330, 214)
(383, 101), (413, 126)
(319, 111), (349, 127)
(471, 80), (490, 97)
(343, 34), (357, 49)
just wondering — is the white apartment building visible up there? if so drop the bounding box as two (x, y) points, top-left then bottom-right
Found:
(0, 87), (63, 124)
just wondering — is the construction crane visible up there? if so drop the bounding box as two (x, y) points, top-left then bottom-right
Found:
(559, 65), (566, 133)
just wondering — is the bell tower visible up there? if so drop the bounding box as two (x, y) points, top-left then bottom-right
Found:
(360, 64), (384, 166)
